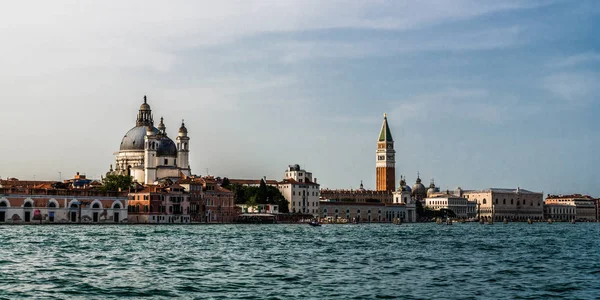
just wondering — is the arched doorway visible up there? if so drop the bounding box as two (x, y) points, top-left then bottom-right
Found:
(0, 201), (7, 222)
(23, 201), (33, 222)
(70, 203), (78, 222)
(92, 202), (100, 223)
(113, 203), (121, 223)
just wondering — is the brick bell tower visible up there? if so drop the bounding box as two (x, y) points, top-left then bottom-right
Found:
(376, 113), (395, 191)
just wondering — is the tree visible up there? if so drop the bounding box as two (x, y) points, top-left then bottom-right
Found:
(102, 174), (133, 192)
(221, 177), (231, 189)
(257, 179), (268, 203)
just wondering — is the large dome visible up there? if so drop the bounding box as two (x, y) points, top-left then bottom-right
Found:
(120, 126), (159, 151)
(156, 136), (177, 157)
(412, 177), (427, 199)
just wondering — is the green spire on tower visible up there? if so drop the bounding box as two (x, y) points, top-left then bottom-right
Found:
(378, 113), (393, 142)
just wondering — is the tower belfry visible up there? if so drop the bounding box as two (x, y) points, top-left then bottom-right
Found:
(376, 113), (396, 191)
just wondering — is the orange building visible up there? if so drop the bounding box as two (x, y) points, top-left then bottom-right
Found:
(376, 113), (395, 192)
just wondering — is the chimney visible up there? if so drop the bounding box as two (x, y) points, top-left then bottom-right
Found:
(314, 178), (317, 184)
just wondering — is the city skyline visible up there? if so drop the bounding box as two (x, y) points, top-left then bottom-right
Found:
(0, 1), (599, 195)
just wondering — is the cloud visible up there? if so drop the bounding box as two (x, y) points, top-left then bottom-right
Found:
(542, 72), (600, 104)
(388, 87), (539, 125)
(0, 1), (539, 74)
(551, 52), (600, 68)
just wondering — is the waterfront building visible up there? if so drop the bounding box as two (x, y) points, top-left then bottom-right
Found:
(463, 188), (544, 221)
(127, 182), (192, 223)
(278, 165), (320, 216)
(177, 179), (204, 222)
(199, 176), (236, 223)
(424, 195), (476, 218)
(319, 200), (409, 223)
(109, 96), (191, 184)
(544, 203), (576, 221)
(238, 204), (279, 214)
(545, 194), (596, 221)
(320, 181), (392, 203)
(0, 179), (127, 223)
(376, 114), (395, 192)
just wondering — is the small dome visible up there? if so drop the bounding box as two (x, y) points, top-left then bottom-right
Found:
(179, 120), (188, 134)
(140, 95), (151, 111)
(157, 136), (177, 157)
(120, 126), (159, 151)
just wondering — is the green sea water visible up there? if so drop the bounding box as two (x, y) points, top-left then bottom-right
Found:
(1, 223), (599, 299)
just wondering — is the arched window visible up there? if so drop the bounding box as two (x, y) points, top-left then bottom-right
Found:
(511, 199), (514, 205)
(0, 201), (7, 207)
(48, 202), (56, 208)
(114, 203), (121, 209)
(136, 204), (140, 213)
(523, 200), (526, 205)
(495, 199), (498, 204)
(92, 203), (100, 209)
(482, 199), (486, 204)
(71, 203), (78, 208)
(24, 202), (33, 208)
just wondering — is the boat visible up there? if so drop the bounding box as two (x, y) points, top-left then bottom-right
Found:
(308, 220), (321, 227)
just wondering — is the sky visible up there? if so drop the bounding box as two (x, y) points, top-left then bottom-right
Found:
(0, 0), (599, 196)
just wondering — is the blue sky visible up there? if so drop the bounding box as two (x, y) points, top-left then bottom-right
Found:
(0, 1), (598, 195)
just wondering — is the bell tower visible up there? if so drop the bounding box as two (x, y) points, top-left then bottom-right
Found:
(376, 113), (395, 191)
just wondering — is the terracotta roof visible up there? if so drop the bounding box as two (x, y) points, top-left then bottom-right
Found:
(229, 179), (279, 185)
(278, 178), (319, 186)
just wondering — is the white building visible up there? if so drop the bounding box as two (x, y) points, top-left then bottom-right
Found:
(110, 96), (191, 184)
(425, 196), (476, 218)
(0, 195), (127, 223)
(390, 177), (417, 222)
(545, 195), (596, 221)
(463, 188), (544, 221)
(278, 165), (320, 216)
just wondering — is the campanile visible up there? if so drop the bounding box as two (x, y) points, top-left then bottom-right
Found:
(376, 113), (395, 191)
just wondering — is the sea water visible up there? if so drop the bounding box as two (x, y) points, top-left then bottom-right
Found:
(1, 223), (599, 299)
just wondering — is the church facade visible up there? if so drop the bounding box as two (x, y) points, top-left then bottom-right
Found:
(109, 96), (191, 184)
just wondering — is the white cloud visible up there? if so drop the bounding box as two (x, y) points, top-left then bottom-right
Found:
(551, 52), (600, 68)
(388, 87), (539, 125)
(542, 72), (600, 104)
(0, 1), (539, 74)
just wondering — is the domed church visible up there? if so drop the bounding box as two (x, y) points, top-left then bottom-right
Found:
(109, 96), (191, 184)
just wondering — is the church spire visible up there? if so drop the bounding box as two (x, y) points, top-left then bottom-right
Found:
(378, 113), (393, 142)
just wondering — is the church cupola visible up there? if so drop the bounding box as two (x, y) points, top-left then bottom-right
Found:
(158, 117), (166, 135)
(136, 95), (154, 127)
(178, 119), (188, 136)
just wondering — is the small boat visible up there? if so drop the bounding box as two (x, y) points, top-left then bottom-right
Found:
(308, 221), (321, 227)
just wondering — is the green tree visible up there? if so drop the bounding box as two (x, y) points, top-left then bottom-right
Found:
(221, 177), (231, 189)
(257, 179), (268, 203)
(102, 174), (133, 192)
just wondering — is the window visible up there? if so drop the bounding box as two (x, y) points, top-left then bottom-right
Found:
(174, 159), (177, 165)
(503, 199), (506, 205)
(482, 199), (487, 204)
(164, 159), (168, 165)
(495, 199), (498, 205)
(511, 199), (514, 205)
